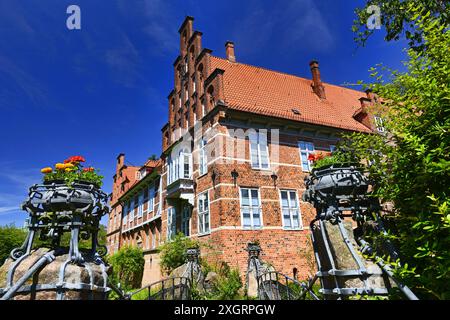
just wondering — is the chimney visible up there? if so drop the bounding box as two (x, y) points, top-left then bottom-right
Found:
(365, 89), (379, 103)
(309, 60), (326, 99)
(225, 41), (236, 62)
(117, 153), (125, 170)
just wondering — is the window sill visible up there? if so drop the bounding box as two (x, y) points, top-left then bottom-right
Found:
(197, 172), (208, 179)
(197, 231), (211, 237)
(282, 227), (304, 231)
(242, 227), (263, 231)
(251, 167), (271, 171)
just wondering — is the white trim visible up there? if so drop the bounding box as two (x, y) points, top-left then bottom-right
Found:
(189, 225), (310, 237)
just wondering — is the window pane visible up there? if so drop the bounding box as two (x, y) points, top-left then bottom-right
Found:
(252, 208), (261, 227)
(281, 191), (288, 207)
(251, 189), (259, 206)
(289, 191), (298, 208)
(250, 141), (260, 167)
(292, 210), (300, 228)
(283, 209), (291, 227)
(299, 141), (305, 150)
(241, 189), (249, 206)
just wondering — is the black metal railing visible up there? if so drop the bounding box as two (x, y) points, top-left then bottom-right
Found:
(127, 277), (191, 300)
(256, 271), (320, 300)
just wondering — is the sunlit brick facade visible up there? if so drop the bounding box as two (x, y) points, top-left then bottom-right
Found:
(106, 16), (382, 286)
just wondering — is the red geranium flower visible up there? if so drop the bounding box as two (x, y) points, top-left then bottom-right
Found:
(64, 156), (86, 163)
(83, 167), (94, 172)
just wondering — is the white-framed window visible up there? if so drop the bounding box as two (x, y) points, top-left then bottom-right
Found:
(249, 131), (270, 169)
(129, 198), (135, 220)
(240, 188), (262, 229)
(298, 141), (315, 171)
(168, 151), (191, 184)
(167, 207), (176, 240)
(167, 154), (179, 185)
(280, 190), (302, 230)
(201, 102), (206, 118)
(185, 86), (189, 103)
(374, 116), (385, 132)
(199, 139), (207, 176)
(148, 184), (155, 213)
(138, 192), (144, 217)
(181, 153), (191, 179)
(198, 191), (210, 235)
(193, 77), (196, 93)
(181, 206), (191, 236)
(123, 203), (128, 225)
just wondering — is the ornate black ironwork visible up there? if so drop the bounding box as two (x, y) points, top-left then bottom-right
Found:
(0, 180), (110, 300)
(302, 164), (418, 300)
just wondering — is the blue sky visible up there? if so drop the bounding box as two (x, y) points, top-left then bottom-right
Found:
(0, 0), (408, 226)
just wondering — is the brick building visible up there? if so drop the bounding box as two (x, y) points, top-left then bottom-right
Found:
(106, 16), (384, 285)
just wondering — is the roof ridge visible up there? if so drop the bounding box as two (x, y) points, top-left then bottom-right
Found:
(210, 55), (364, 95)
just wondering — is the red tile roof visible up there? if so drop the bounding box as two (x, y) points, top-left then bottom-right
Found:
(209, 56), (371, 133)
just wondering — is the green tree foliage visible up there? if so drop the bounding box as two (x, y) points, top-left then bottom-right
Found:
(348, 4), (450, 299)
(0, 225), (27, 264)
(353, 0), (449, 50)
(108, 246), (145, 290)
(158, 233), (200, 275)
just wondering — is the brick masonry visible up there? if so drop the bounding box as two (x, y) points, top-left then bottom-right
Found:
(106, 16), (380, 286)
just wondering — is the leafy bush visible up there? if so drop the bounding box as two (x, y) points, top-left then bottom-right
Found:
(210, 268), (243, 300)
(0, 225), (27, 264)
(108, 246), (145, 290)
(347, 5), (450, 299)
(311, 150), (359, 169)
(158, 233), (200, 275)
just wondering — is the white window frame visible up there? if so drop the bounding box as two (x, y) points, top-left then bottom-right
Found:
(374, 116), (385, 132)
(180, 150), (192, 179)
(181, 205), (191, 236)
(199, 139), (207, 176)
(279, 190), (303, 230)
(239, 188), (263, 229)
(122, 203), (128, 225)
(148, 184), (155, 213)
(249, 131), (270, 170)
(129, 199), (135, 220)
(201, 102), (206, 118)
(198, 191), (210, 235)
(298, 141), (315, 172)
(167, 207), (176, 240)
(138, 192), (144, 217)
